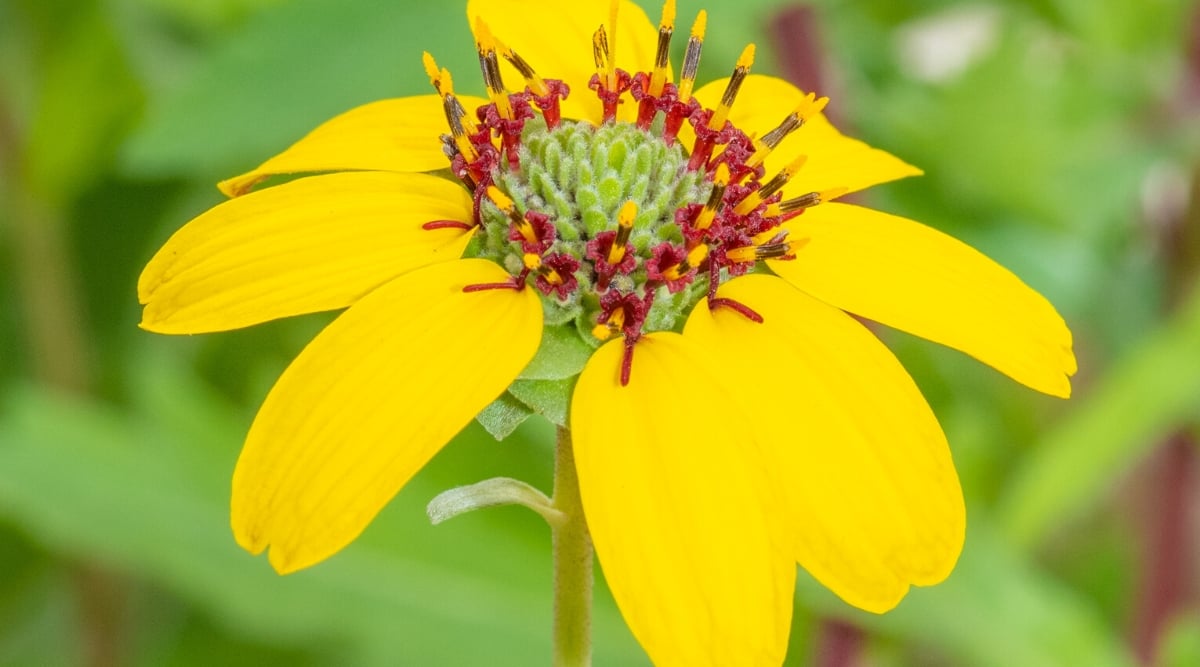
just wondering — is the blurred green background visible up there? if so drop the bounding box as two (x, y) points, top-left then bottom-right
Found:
(2, 0), (1199, 664)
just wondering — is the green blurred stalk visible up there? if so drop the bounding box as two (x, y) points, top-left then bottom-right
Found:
(1, 90), (124, 667)
(551, 426), (593, 667)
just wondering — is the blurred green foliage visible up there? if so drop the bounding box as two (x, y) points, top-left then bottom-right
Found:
(2, 0), (1198, 664)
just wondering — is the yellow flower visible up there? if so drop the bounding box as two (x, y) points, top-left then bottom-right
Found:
(138, 0), (1076, 663)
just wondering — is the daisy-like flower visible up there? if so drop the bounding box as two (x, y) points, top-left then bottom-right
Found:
(138, 0), (1076, 664)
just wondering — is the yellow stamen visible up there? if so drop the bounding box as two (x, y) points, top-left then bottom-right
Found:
(730, 239), (801, 264)
(726, 246), (757, 263)
(694, 163), (730, 231)
(747, 93), (830, 169)
(707, 43), (754, 130)
(487, 185), (514, 212)
(488, 31), (549, 98)
(440, 68), (457, 95)
(649, 0), (676, 96)
(592, 307), (627, 340)
(770, 186), (848, 216)
(677, 11), (707, 103)
(474, 18), (513, 119)
(452, 138), (478, 163)
(608, 201), (638, 264)
(490, 186), (542, 243)
(751, 228), (781, 246)
(429, 57), (479, 162)
(663, 243), (708, 281)
(423, 52), (443, 93)
(592, 27), (610, 81)
(734, 154), (807, 215)
(797, 93), (830, 121)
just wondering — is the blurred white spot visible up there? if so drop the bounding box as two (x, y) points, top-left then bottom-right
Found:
(1141, 161), (1191, 233)
(896, 5), (1002, 83)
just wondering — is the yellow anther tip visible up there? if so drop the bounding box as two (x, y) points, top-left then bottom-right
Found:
(661, 0), (676, 28)
(727, 246), (756, 263)
(422, 52), (440, 85)
(797, 94), (831, 121)
(691, 10), (707, 38)
(736, 43), (756, 69)
(618, 200), (638, 226)
(713, 162), (731, 185)
(473, 16), (496, 49)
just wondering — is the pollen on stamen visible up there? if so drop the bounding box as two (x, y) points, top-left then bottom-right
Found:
(648, 0), (676, 97)
(474, 19), (513, 120)
(707, 43), (755, 131)
(769, 187), (848, 216)
(427, 51), (482, 166)
(692, 162), (729, 233)
(487, 185), (515, 212)
(677, 10), (706, 103)
(664, 243), (708, 280)
(423, 52), (445, 94)
(608, 201), (638, 265)
(747, 94), (828, 169)
(499, 44), (549, 97)
(592, 301), (627, 341)
(734, 153), (807, 215)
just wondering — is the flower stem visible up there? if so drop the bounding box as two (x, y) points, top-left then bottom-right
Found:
(551, 426), (593, 667)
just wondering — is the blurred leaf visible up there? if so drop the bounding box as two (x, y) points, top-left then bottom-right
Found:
(123, 0), (477, 178)
(997, 283), (1200, 550)
(0, 568), (79, 666)
(0, 353), (646, 665)
(798, 519), (1136, 667)
(133, 0), (287, 34)
(18, 0), (142, 202)
(1161, 614), (1200, 667)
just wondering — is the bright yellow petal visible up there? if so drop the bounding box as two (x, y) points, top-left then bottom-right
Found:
(232, 259), (543, 574)
(685, 75), (921, 195)
(139, 171), (474, 334)
(684, 275), (965, 613)
(467, 0), (657, 124)
(572, 332), (794, 666)
(217, 95), (486, 197)
(771, 203), (1076, 396)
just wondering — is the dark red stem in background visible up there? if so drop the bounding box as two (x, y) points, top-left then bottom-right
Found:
(815, 619), (864, 667)
(1132, 432), (1197, 664)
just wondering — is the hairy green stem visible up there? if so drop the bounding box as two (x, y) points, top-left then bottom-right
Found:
(551, 426), (593, 667)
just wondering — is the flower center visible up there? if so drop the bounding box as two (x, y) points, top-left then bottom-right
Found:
(472, 117), (712, 338)
(424, 2), (844, 382)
